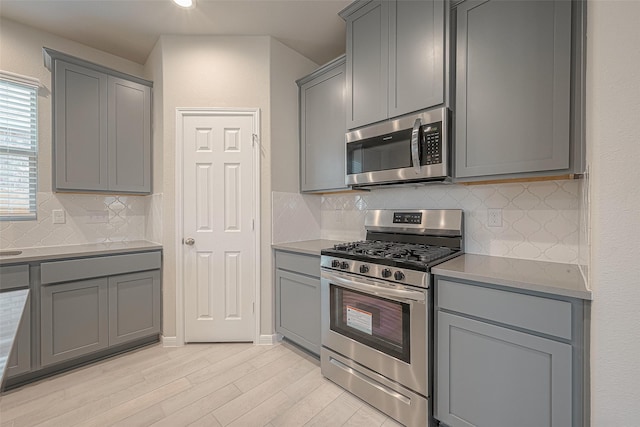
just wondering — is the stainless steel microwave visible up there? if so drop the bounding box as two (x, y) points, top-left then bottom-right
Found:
(345, 107), (450, 187)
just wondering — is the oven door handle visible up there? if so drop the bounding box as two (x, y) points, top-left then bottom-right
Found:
(322, 271), (426, 303)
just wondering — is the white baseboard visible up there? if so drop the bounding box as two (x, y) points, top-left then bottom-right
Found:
(161, 336), (180, 347)
(257, 334), (281, 345)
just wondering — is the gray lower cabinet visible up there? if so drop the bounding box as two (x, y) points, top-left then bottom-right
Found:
(298, 56), (348, 193)
(274, 250), (321, 355)
(39, 250), (162, 369)
(41, 278), (109, 367)
(435, 278), (586, 427)
(454, 0), (579, 180)
(6, 294), (31, 378)
(108, 270), (161, 346)
(45, 48), (152, 194)
(341, 0), (445, 129)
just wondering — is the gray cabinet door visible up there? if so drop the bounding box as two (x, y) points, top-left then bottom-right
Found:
(107, 76), (152, 193)
(455, 0), (572, 179)
(388, 0), (445, 118)
(108, 270), (161, 346)
(299, 58), (348, 192)
(345, 0), (389, 129)
(6, 294), (31, 378)
(54, 61), (108, 191)
(275, 269), (321, 355)
(436, 311), (572, 427)
(41, 279), (108, 367)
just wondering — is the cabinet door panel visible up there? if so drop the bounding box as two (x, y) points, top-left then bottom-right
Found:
(346, 0), (389, 129)
(41, 279), (108, 367)
(436, 311), (572, 427)
(455, 0), (571, 178)
(54, 61), (108, 190)
(108, 270), (161, 346)
(108, 76), (151, 193)
(275, 270), (320, 355)
(389, 0), (445, 117)
(300, 61), (347, 192)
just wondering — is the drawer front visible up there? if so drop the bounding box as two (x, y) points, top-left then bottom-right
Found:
(0, 265), (29, 290)
(437, 279), (572, 340)
(275, 250), (320, 278)
(41, 251), (161, 284)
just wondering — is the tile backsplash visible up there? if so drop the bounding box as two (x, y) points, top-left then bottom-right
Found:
(300, 180), (582, 264)
(272, 191), (321, 244)
(0, 192), (149, 249)
(320, 180), (582, 264)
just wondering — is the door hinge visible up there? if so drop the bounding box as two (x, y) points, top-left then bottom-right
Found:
(252, 219), (255, 230)
(252, 302), (255, 314)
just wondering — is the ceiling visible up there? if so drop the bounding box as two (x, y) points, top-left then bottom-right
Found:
(0, 0), (351, 66)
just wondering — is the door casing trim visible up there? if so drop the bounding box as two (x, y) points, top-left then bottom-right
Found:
(175, 107), (261, 346)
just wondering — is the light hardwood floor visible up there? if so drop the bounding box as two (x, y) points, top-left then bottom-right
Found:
(0, 342), (403, 427)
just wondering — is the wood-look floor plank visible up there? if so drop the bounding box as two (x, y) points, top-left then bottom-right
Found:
(270, 382), (343, 427)
(77, 378), (191, 427)
(151, 383), (242, 427)
(0, 342), (400, 427)
(226, 391), (293, 427)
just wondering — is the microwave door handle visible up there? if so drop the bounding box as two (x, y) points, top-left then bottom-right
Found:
(411, 118), (422, 173)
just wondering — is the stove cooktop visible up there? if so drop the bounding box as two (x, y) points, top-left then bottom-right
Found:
(321, 240), (461, 271)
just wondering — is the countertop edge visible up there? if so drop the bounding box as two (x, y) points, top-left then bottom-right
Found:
(0, 241), (163, 265)
(272, 240), (343, 257)
(432, 267), (592, 300)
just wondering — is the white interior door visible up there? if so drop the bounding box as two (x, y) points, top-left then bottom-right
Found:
(181, 110), (258, 342)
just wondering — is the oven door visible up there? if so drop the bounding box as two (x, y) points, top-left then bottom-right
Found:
(320, 269), (428, 396)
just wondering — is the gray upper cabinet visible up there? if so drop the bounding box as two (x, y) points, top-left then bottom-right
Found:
(454, 0), (573, 179)
(298, 56), (348, 193)
(107, 76), (152, 193)
(45, 48), (152, 194)
(341, 0), (445, 130)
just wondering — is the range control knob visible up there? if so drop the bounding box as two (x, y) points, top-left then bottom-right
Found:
(381, 268), (392, 278)
(359, 265), (370, 274)
(340, 262), (350, 270)
(331, 260), (340, 268)
(394, 271), (405, 281)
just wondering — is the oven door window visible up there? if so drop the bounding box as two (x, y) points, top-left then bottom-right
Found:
(329, 284), (411, 363)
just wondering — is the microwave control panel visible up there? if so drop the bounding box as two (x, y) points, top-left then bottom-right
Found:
(421, 121), (442, 165)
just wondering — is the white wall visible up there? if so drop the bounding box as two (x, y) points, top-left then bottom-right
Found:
(0, 19), (150, 248)
(150, 35), (315, 339)
(587, 1), (640, 424)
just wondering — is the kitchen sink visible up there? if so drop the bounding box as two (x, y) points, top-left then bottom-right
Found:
(0, 250), (22, 257)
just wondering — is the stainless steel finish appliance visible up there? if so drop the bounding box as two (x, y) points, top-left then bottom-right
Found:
(345, 107), (450, 188)
(321, 209), (463, 427)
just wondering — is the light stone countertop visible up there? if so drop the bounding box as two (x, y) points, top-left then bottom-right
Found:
(0, 289), (29, 383)
(0, 240), (162, 265)
(432, 254), (591, 300)
(272, 240), (344, 257)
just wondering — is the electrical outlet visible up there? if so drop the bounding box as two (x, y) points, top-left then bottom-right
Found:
(487, 208), (503, 227)
(52, 209), (66, 224)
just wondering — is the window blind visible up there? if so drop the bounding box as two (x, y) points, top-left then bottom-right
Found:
(0, 74), (38, 220)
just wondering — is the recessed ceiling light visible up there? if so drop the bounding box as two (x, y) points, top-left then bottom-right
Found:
(173, 0), (195, 9)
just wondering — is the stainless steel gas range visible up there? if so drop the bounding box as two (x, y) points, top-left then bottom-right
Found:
(320, 209), (464, 427)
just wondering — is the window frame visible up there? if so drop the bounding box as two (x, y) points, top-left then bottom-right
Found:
(0, 71), (39, 221)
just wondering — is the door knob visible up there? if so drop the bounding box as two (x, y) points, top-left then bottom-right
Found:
(184, 238), (195, 246)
